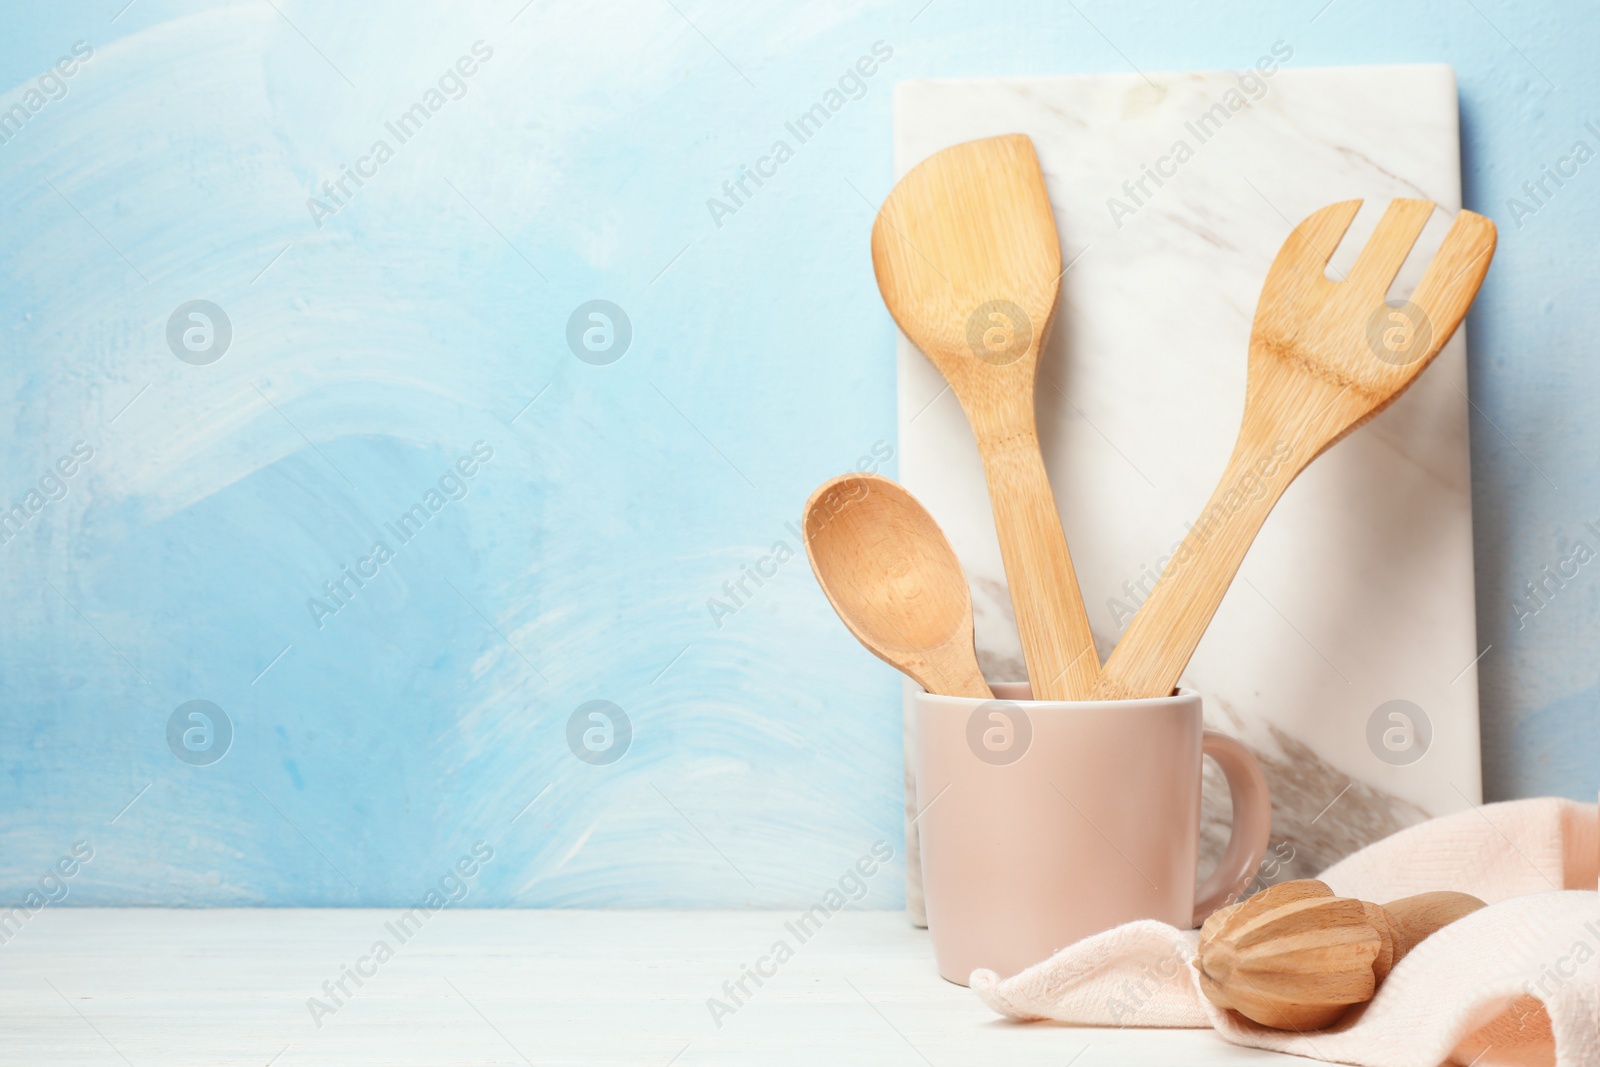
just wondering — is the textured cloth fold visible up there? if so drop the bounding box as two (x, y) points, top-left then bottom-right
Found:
(972, 797), (1599, 1067)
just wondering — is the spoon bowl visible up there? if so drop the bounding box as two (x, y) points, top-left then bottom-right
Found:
(803, 473), (991, 699)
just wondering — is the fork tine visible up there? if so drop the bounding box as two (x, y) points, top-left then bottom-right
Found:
(1346, 199), (1436, 294)
(1407, 210), (1498, 358)
(1272, 200), (1363, 278)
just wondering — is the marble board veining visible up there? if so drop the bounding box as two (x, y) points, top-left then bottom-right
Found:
(894, 65), (1483, 923)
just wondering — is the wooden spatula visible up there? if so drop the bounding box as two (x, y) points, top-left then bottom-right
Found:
(1095, 199), (1497, 700)
(872, 134), (1098, 700)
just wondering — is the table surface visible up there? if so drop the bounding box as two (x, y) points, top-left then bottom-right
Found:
(0, 908), (1317, 1066)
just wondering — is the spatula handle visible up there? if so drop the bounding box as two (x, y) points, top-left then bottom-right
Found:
(1094, 434), (1296, 700)
(975, 431), (1099, 701)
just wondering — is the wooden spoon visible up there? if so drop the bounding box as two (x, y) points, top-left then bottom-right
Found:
(1095, 199), (1497, 700)
(871, 134), (1098, 701)
(803, 473), (992, 699)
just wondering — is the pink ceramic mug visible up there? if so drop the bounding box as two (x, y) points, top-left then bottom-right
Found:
(914, 683), (1271, 984)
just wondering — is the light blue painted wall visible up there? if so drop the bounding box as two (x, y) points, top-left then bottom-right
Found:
(0, 0), (1592, 907)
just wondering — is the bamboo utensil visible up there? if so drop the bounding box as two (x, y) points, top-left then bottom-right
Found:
(803, 473), (993, 699)
(1196, 878), (1488, 1030)
(1094, 200), (1497, 700)
(871, 134), (1098, 701)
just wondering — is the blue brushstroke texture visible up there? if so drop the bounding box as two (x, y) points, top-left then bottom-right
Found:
(0, 0), (1592, 907)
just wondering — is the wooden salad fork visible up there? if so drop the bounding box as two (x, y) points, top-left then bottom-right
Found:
(1095, 199), (1497, 701)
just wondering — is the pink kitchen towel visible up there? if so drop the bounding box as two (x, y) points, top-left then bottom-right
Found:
(972, 797), (1599, 1067)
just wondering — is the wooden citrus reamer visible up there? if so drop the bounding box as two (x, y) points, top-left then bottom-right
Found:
(872, 134), (1099, 700)
(1195, 878), (1511, 1031)
(1094, 199), (1497, 700)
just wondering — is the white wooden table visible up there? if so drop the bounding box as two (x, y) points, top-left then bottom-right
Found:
(0, 909), (1315, 1065)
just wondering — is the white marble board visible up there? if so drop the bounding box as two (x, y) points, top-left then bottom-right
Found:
(895, 65), (1484, 921)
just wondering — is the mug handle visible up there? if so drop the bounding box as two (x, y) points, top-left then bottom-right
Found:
(1191, 730), (1272, 926)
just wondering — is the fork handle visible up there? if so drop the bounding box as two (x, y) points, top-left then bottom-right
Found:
(1093, 432), (1299, 701)
(974, 429), (1100, 701)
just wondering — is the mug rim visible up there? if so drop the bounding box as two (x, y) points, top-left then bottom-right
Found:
(914, 684), (1199, 712)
